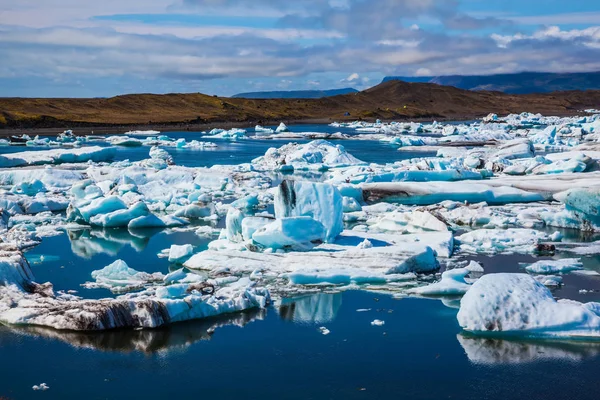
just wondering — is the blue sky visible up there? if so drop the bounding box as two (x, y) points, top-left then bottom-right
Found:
(1, 0), (599, 97)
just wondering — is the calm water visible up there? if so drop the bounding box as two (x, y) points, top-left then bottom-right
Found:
(2, 126), (600, 399)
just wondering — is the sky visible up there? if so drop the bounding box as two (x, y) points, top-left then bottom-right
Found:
(0, 0), (599, 97)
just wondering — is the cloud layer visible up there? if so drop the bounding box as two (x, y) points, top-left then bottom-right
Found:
(1, 0), (599, 96)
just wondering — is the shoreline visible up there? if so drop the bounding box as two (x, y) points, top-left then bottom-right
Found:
(0, 116), (465, 137)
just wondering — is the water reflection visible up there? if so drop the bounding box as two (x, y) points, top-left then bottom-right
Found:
(279, 293), (342, 324)
(457, 333), (600, 364)
(67, 228), (158, 258)
(2, 309), (265, 354)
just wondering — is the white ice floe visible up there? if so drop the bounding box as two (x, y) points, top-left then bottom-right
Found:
(252, 140), (364, 171)
(168, 244), (194, 264)
(0, 251), (270, 331)
(85, 259), (164, 292)
(523, 258), (584, 275)
(456, 229), (555, 254)
(408, 268), (472, 296)
(0, 146), (115, 167)
(458, 273), (600, 339)
(252, 217), (326, 250)
(371, 319), (385, 326)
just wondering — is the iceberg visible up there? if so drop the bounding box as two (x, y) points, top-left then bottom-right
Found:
(168, 244), (194, 264)
(252, 217), (325, 250)
(456, 229), (555, 254)
(87, 259), (164, 292)
(0, 147), (115, 168)
(457, 273), (600, 339)
(275, 180), (343, 243)
(252, 140), (364, 171)
(408, 268), (471, 296)
(523, 258), (584, 274)
(0, 252), (270, 331)
(362, 182), (545, 205)
(276, 122), (290, 133)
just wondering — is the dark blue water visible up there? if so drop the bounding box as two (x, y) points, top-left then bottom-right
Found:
(2, 125), (600, 399)
(2, 289), (600, 399)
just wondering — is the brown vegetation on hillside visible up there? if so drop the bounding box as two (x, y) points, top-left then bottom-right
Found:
(1, 81), (599, 130)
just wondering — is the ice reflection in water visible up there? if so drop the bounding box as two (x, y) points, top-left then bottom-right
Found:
(279, 293), (342, 324)
(457, 333), (600, 365)
(67, 228), (156, 258)
(2, 308), (265, 354)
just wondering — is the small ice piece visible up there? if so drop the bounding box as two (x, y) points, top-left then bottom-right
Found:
(89, 260), (163, 290)
(275, 180), (343, 242)
(319, 326), (331, 335)
(32, 383), (49, 391)
(408, 268), (471, 296)
(252, 217), (326, 249)
(356, 239), (373, 249)
(225, 207), (246, 243)
(89, 201), (149, 228)
(534, 275), (563, 287)
(168, 244), (194, 264)
(371, 319), (385, 326)
(457, 273), (600, 338)
(276, 122), (290, 133)
(356, 308), (371, 312)
(456, 229), (552, 254)
(128, 213), (188, 229)
(523, 258), (583, 275)
(464, 261), (484, 273)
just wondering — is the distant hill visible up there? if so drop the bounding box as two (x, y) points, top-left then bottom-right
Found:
(383, 71), (600, 94)
(232, 88), (358, 99)
(2, 80), (600, 130)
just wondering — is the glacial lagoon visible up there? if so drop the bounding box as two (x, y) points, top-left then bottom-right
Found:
(2, 117), (600, 398)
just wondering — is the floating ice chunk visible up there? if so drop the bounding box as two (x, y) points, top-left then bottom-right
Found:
(255, 125), (274, 135)
(128, 213), (188, 229)
(125, 130), (161, 136)
(490, 139), (534, 161)
(457, 273), (600, 339)
(409, 268), (471, 296)
(319, 326), (330, 335)
(252, 217), (325, 250)
(225, 207), (245, 243)
(276, 122), (289, 133)
(362, 182), (545, 205)
(523, 258), (583, 274)
(241, 216), (273, 241)
(356, 239), (372, 249)
(275, 180), (343, 242)
(253, 140), (364, 171)
(371, 319), (385, 326)
(534, 275), (563, 287)
(0, 146), (115, 168)
(89, 201), (149, 228)
(554, 188), (600, 230)
(456, 229), (553, 254)
(89, 259), (163, 291)
(32, 383), (49, 391)
(369, 210), (448, 234)
(0, 253), (270, 331)
(107, 136), (144, 147)
(172, 204), (215, 219)
(168, 244), (194, 264)
(464, 261), (484, 273)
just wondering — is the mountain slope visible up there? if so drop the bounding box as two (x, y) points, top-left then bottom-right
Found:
(1, 81), (600, 129)
(383, 71), (600, 94)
